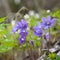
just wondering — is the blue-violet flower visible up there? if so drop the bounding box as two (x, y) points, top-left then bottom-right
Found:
(42, 16), (56, 29)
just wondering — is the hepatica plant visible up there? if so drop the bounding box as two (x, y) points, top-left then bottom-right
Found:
(12, 19), (28, 44)
(33, 22), (43, 37)
(42, 16), (56, 29)
(12, 16), (56, 49)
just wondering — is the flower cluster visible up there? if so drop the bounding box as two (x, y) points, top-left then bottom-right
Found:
(33, 16), (56, 40)
(12, 16), (56, 45)
(12, 19), (28, 44)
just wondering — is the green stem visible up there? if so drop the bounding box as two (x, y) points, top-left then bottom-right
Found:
(48, 28), (51, 48)
(49, 28), (50, 41)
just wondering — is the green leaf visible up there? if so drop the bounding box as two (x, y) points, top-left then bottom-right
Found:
(0, 17), (7, 23)
(29, 16), (37, 27)
(49, 53), (56, 59)
(55, 55), (60, 60)
(51, 9), (60, 18)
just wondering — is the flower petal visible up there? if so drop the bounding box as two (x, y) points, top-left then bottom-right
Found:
(42, 17), (47, 23)
(47, 16), (51, 21)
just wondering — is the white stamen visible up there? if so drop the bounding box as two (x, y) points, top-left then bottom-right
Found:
(22, 38), (24, 41)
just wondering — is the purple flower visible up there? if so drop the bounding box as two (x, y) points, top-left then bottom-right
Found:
(33, 22), (43, 37)
(37, 22), (43, 28)
(45, 32), (50, 41)
(12, 24), (19, 33)
(19, 29), (28, 44)
(19, 36), (26, 44)
(42, 16), (56, 29)
(29, 40), (34, 45)
(18, 19), (28, 29)
(12, 19), (28, 33)
(20, 30), (28, 36)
